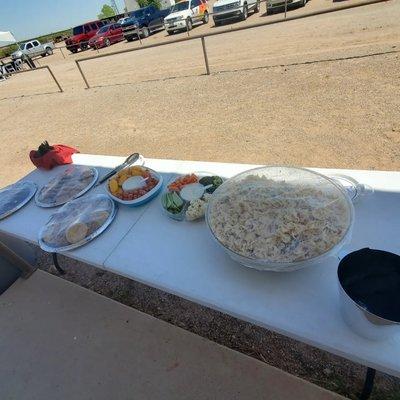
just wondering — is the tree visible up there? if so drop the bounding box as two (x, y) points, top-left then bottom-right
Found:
(136, 0), (161, 9)
(137, 0), (147, 8)
(98, 4), (116, 19)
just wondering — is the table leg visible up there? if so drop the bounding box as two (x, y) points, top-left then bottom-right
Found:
(359, 367), (376, 400)
(52, 253), (65, 275)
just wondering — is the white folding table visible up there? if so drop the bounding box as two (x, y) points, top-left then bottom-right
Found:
(1, 154), (399, 399)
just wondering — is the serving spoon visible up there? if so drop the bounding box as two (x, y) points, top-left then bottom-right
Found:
(97, 153), (140, 186)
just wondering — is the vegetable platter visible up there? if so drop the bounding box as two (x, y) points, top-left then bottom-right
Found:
(161, 172), (223, 221)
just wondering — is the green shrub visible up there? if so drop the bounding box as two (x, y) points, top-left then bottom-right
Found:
(0, 45), (18, 59)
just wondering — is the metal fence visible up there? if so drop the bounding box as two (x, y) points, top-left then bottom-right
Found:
(0, 0), (389, 96)
(0, 65), (63, 93)
(73, 0), (389, 89)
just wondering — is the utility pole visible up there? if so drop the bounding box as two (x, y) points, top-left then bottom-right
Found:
(110, 0), (120, 14)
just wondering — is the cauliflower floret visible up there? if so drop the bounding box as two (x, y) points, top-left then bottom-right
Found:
(203, 193), (212, 202)
(186, 198), (207, 221)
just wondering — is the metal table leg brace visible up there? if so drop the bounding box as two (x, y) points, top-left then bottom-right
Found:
(359, 368), (376, 400)
(52, 253), (65, 275)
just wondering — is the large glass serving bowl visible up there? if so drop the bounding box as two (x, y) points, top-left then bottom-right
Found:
(206, 166), (354, 272)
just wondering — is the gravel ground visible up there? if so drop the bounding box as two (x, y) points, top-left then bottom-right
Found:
(0, 51), (399, 187)
(1, 1), (400, 398)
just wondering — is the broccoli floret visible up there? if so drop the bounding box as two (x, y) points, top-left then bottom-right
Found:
(200, 176), (223, 193)
(199, 176), (214, 186)
(206, 186), (216, 194)
(212, 176), (223, 187)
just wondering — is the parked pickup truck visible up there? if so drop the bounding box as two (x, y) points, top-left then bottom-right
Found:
(121, 5), (172, 41)
(65, 20), (106, 53)
(11, 40), (55, 60)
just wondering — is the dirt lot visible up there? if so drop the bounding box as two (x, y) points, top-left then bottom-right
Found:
(0, 0), (400, 398)
(1, 0), (399, 186)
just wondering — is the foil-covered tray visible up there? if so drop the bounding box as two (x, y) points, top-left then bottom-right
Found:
(35, 165), (98, 208)
(39, 194), (117, 252)
(0, 181), (37, 220)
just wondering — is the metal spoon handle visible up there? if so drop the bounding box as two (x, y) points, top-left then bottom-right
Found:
(98, 153), (140, 185)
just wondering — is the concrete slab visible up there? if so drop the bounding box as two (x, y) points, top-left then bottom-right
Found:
(0, 270), (344, 400)
(0, 255), (21, 294)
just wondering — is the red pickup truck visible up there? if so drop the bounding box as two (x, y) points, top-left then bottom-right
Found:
(65, 20), (106, 53)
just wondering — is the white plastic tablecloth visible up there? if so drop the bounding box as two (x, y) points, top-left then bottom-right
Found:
(1, 154), (399, 377)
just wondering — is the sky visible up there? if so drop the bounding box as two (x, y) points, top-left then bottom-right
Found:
(0, 0), (125, 41)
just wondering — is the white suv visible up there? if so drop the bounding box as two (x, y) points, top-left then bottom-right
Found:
(212, 0), (260, 26)
(164, 0), (209, 35)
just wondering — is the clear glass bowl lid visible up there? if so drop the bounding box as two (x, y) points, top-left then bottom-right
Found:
(206, 166), (354, 268)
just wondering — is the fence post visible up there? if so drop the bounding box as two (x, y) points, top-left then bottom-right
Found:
(46, 66), (63, 92)
(285, 0), (287, 18)
(59, 47), (66, 59)
(137, 29), (143, 45)
(75, 61), (90, 89)
(201, 37), (210, 75)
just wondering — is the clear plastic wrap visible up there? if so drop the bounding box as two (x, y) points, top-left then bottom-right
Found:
(206, 166), (354, 271)
(35, 165), (98, 208)
(39, 194), (116, 252)
(0, 181), (37, 220)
